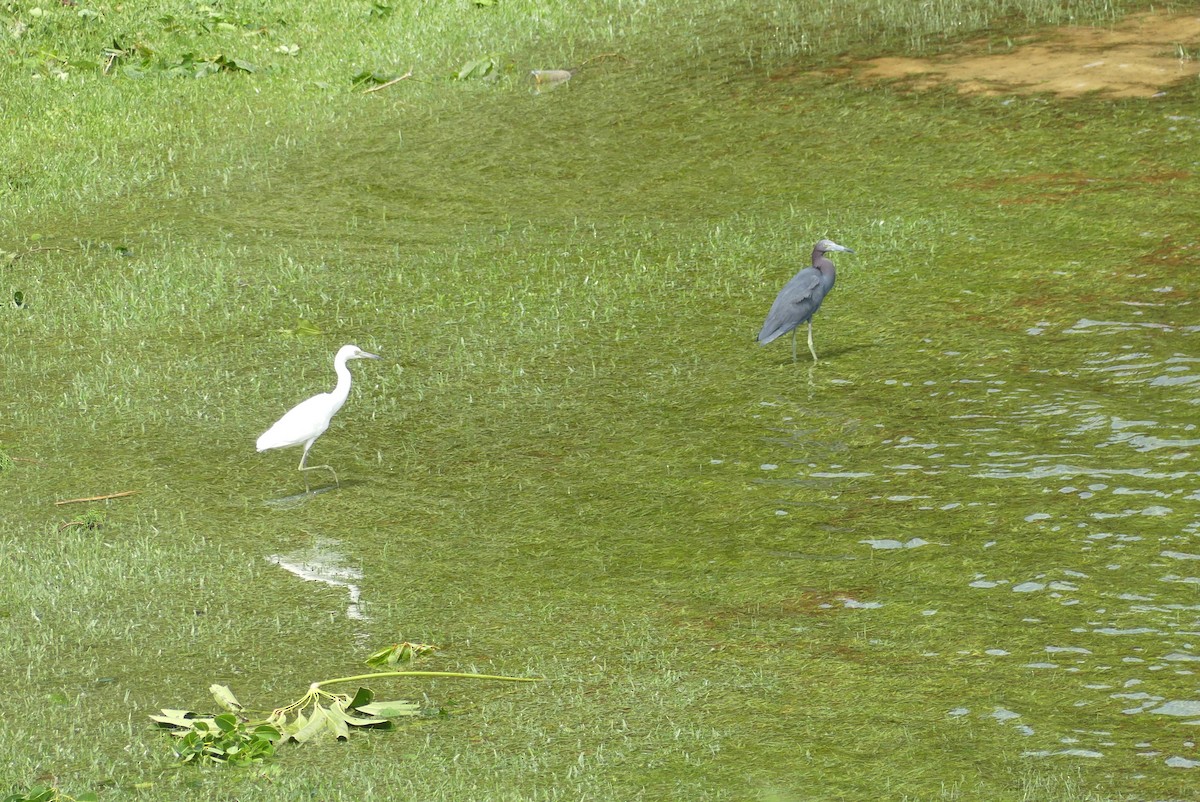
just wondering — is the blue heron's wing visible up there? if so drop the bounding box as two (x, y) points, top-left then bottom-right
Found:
(756, 267), (826, 345)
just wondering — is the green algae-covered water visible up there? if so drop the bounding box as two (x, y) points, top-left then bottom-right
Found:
(1, 8), (1198, 801)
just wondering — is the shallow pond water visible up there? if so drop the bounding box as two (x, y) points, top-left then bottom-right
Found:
(2, 13), (1199, 800)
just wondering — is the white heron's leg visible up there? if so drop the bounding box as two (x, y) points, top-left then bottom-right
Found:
(807, 322), (818, 362)
(297, 439), (340, 489)
(297, 440), (314, 491)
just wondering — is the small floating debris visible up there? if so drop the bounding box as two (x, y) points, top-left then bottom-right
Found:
(530, 69), (572, 93)
(529, 52), (627, 94)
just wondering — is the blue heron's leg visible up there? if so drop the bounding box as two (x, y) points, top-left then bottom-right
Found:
(790, 329), (798, 363)
(807, 322), (818, 362)
(297, 440), (340, 490)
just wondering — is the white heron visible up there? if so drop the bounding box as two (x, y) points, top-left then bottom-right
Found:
(256, 344), (381, 489)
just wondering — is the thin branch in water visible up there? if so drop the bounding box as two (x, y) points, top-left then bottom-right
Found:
(4, 246), (72, 261)
(55, 490), (138, 506)
(575, 52), (628, 68)
(316, 670), (542, 689)
(362, 68), (414, 94)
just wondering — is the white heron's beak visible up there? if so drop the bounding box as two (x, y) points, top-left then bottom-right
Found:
(357, 350), (382, 360)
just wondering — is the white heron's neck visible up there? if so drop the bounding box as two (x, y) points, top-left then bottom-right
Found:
(330, 355), (354, 406)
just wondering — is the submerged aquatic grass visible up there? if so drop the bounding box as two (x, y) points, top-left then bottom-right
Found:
(2, 0), (1199, 800)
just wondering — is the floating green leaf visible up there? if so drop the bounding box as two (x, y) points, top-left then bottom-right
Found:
(209, 684), (243, 712)
(352, 69), (403, 87)
(285, 704), (328, 743)
(212, 54), (257, 73)
(213, 713), (239, 733)
(368, 2), (394, 19)
(276, 317), (323, 337)
(356, 700), (420, 718)
(325, 706), (351, 741)
(148, 708), (204, 728)
(348, 686), (374, 709)
(455, 56), (497, 81)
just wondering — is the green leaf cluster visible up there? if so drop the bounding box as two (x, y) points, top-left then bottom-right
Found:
(152, 682), (417, 763)
(365, 641), (438, 667)
(157, 3), (259, 35)
(265, 685), (416, 744)
(170, 713), (279, 766)
(152, 662), (540, 765)
(120, 49), (258, 79)
(58, 508), (106, 531)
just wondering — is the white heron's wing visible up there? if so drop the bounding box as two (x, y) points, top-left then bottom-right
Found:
(256, 392), (337, 452)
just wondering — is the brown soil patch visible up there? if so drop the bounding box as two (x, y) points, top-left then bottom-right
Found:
(861, 12), (1200, 97)
(959, 169), (1191, 204)
(667, 589), (876, 630)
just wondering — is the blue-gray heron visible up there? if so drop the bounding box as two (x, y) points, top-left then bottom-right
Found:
(256, 344), (381, 489)
(756, 239), (855, 362)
